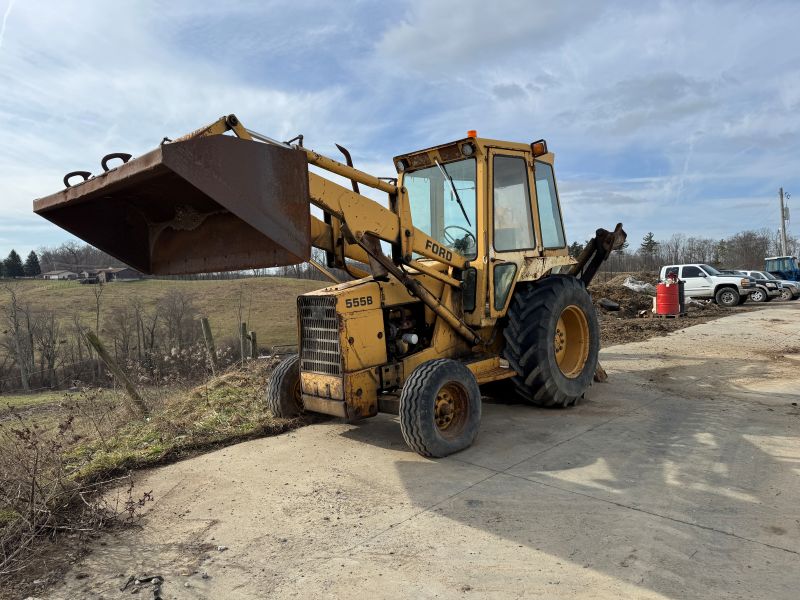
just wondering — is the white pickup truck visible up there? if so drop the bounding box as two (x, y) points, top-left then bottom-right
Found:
(659, 263), (754, 307)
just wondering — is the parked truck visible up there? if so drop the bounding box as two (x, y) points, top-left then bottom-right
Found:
(660, 264), (754, 306)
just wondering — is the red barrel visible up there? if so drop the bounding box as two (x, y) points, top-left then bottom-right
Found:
(656, 281), (680, 315)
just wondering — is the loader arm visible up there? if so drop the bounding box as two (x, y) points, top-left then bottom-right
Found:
(33, 114), (480, 343)
(195, 115), (470, 273)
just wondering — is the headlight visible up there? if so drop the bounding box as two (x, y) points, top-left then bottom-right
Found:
(766, 282), (776, 288)
(740, 279), (750, 287)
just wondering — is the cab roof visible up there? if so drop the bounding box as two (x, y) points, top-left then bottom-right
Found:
(393, 136), (552, 173)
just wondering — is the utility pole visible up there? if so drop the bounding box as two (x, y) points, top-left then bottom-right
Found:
(779, 187), (788, 256)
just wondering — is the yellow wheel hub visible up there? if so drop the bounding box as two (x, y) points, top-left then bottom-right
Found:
(434, 383), (468, 437)
(554, 304), (590, 378)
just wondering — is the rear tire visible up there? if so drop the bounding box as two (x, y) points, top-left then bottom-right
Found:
(749, 288), (766, 303)
(715, 287), (740, 307)
(266, 354), (303, 417)
(399, 359), (481, 458)
(502, 276), (599, 408)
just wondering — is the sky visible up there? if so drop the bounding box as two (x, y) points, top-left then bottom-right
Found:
(0, 0), (799, 257)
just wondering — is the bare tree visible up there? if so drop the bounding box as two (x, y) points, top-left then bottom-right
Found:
(157, 289), (199, 350)
(2, 284), (31, 391)
(32, 311), (61, 389)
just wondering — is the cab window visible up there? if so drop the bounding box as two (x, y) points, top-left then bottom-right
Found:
(493, 156), (535, 251)
(534, 160), (566, 248)
(405, 158), (477, 258)
(681, 266), (704, 278)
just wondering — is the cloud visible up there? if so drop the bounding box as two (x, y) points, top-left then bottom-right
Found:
(375, 0), (605, 73)
(0, 0), (15, 50)
(492, 82), (527, 101)
(1, 0), (799, 257)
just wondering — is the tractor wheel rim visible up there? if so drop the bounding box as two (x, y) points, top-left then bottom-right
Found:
(554, 305), (590, 379)
(434, 383), (469, 437)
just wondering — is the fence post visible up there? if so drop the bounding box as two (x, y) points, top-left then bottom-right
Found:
(200, 317), (218, 376)
(248, 330), (258, 359)
(84, 330), (147, 415)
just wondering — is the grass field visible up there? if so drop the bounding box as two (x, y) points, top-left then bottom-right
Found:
(0, 390), (64, 410)
(0, 276), (326, 348)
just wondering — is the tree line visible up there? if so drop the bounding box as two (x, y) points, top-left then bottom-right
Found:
(0, 250), (41, 278)
(569, 228), (798, 272)
(0, 242), (344, 283)
(4, 226), (797, 283)
(0, 242), (127, 279)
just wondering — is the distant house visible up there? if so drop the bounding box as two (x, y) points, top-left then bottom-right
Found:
(98, 267), (142, 282)
(42, 270), (78, 280)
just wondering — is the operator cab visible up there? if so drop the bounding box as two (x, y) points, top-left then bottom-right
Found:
(765, 256), (800, 280)
(394, 134), (569, 321)
(393, 134), (567, 264)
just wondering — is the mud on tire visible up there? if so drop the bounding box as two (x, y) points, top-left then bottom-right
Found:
(502, 275), (599, 408)
(266, 354), (303, 417)
(399, 359), (481, 458)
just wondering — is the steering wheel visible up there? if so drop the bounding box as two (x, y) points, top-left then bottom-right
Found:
(443, 225), (476, 248)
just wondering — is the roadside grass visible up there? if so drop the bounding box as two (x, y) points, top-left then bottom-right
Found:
(0, 358), (307, 584)
(67, 359), (304, 482)
(0, 276), (325, 347)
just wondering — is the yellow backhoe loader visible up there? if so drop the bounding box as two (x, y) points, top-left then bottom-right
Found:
(33, 115), (625, 457)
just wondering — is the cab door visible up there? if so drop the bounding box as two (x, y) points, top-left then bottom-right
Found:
(681, 265), (710, 295)
(488, 148), (538, 317)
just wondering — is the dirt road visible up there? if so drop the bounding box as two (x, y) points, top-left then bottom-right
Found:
(45, 304), (800, 599)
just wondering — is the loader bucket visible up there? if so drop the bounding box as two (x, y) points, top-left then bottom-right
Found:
(33, 136), (311, 274)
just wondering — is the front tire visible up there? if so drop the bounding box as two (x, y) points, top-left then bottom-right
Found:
(779, 288), (792, 302)
(266, 354), (303, 417)
(749, 288), (767, 303)
(715, 287), (741, 307)
(399, 359), (481, 458)
(502, 276), (599, 408)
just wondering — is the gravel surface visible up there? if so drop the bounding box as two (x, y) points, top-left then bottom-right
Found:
(41, 303), (800, 600)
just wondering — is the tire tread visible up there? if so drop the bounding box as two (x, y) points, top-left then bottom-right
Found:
(502, 276), (599, 408)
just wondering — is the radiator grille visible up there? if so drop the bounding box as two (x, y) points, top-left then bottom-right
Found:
(298, 296), (341, 376)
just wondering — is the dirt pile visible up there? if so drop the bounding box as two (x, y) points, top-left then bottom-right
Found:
(589, 273), (657, 315)
(589, 271), (742, 346)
